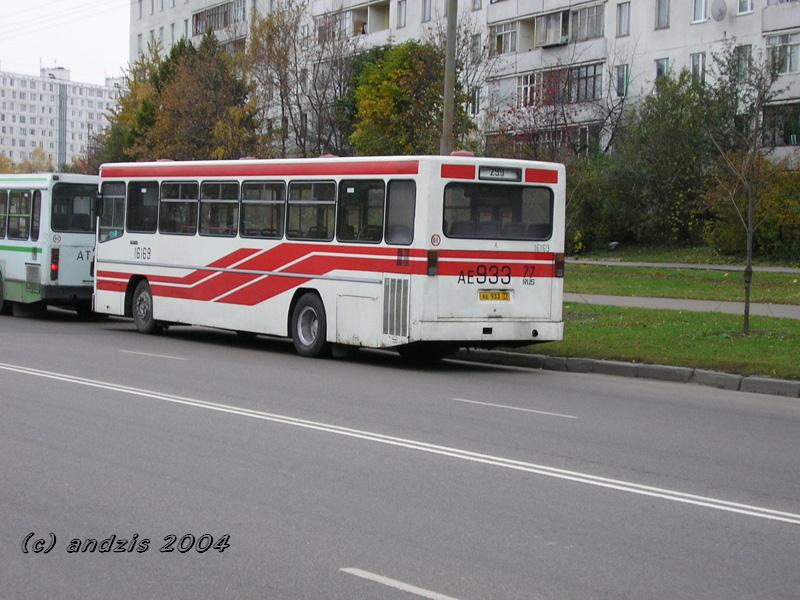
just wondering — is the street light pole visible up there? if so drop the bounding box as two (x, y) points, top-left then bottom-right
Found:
(439, 0), (457, 155)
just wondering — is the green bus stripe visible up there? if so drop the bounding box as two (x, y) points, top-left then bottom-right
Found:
(0, 244), (42, 254)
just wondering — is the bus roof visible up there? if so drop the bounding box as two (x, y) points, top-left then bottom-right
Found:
(0, 173), (98, 188)
(99, 155), (564, 184)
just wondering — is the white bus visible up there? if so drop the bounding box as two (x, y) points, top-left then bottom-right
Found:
(0, 173), (98, 317)
(94, 155), (564, 359)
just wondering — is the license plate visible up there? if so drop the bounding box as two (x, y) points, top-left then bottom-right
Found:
(479, 290), (510, 301)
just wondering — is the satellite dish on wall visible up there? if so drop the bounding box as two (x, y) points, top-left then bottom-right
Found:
(711, 0), (728, 21)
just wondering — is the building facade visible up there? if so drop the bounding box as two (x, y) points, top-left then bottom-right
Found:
(0, 68), (123, 168)
(130, 0), (800, 155)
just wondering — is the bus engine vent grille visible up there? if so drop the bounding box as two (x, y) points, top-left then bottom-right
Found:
(25, 264), (40, 293)
(383, 277), (409, 337)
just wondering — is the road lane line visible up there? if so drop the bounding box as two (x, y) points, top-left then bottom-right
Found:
(340, 568), (462, 600)
(119, 350), (187, 361)
(1, 361), (798, 526)
(452, 397), (577, 419)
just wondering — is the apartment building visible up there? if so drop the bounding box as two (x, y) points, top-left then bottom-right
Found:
(0, 68), (122, 167)
(130, 0), (800, 154)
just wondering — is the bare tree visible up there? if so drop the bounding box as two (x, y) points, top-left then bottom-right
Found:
(708, 43), (784, 335)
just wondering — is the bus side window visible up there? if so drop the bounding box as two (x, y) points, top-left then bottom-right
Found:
(0, 190), (7, 239)
(336, 179), (385, 243)
(100, 182), (126, 242)
(127, 181), (159, 234)
(31, 191), (41, 241)
(200, 182), (239, 237)
(286, 181), (335, 241)
(385, 180), (415, 245)
(159, 181), (198, 236)
(7, 190), (31, 240)
(240, 181), (284, 239)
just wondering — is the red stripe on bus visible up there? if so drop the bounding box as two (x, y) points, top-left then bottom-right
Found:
(441, 164), (476, 180)
(101, 160), (420, 179)
(525, 168), (559, 184)
(438, 250), (555, 261)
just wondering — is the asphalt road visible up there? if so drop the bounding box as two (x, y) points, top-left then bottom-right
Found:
(1, 310), (799, 600)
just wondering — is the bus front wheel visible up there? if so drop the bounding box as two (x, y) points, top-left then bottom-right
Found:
(132, 280), (161, 334)
(291, 293), (330, 358)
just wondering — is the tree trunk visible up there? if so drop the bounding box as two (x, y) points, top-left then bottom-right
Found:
(743, 185), (756, 336)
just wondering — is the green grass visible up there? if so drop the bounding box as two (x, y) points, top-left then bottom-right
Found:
(523, 303), (800, 380)
(566, 264), (800, 305)
(576, 244), (800, 268)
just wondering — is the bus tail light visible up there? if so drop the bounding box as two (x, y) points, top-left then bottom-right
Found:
(427, 250), (439, 276)
(50, 248), (60, 281)
(554, 253), (565, 278)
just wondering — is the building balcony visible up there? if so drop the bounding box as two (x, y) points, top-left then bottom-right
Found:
(762, 0), (800, 33)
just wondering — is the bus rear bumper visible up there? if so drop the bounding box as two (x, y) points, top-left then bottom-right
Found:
(413, 320), (563, 345)
(40, 285), (93, 305)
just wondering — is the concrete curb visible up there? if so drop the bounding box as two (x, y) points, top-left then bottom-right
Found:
(452, 349), (800, 399)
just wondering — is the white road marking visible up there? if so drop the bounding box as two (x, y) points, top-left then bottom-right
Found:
(119, 350), (187, 361)
(340, 568), (462, 600)
(452, 397), (577, 419)
(1, 361), (799, 526)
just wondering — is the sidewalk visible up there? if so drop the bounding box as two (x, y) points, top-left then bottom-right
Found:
(567, 258), (800, 275)
(565, 293), (800, 320)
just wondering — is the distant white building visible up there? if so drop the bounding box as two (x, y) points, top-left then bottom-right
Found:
(0, 67), (123, 167)
(131, 0), (800, 157)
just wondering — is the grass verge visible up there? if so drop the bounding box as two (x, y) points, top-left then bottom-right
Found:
(566, 264), (800, 305)
(576, 244), (800, 268)
(520, 303), (800, 380)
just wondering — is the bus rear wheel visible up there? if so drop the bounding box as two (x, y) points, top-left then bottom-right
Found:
(291, 293), (330, 358)
(132, 280), (161, 334)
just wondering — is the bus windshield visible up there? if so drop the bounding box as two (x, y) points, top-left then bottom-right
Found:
(443, 182), (553, 241)
(51, 183), (96, 233)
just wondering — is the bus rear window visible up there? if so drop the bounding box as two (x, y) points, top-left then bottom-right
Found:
(443, 183), (553, 240)
(52, 183), (96, 233)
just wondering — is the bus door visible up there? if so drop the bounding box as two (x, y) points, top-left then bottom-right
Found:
(49, 183), (97, 287)
(438, 180), (557, 320)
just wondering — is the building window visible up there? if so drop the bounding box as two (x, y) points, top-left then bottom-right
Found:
(734, 44), (752, 81)
(738, 0), (753, 13)
(655, 0), (669, 29)
(468, 87), (481, 115)
(170, 23), (175, 44)
(569, 63), (603, 103)
(397, 0), (406, 28)
(490, 22), (517, 55)
(690, 52), (706, 83)
(137, 34), (143, 54)
(617, 2), (630, 37)
(535, 10), (569, 47)
(768, 33), (800, 75)
(517, 72), (540, 108)
(655, 57), (670, 78)
(571, 5), (604, 42)
(470, 33), (481, 62)
(615, 64), (629, 97)
(472, 0), (481, 10)
(764, 102), (800, 147)
(422, 0), (431, 22)
(692, 0), (706, 22)
(138, 0), (143, 18)
(150, 0), (154, 15)
(193, 0), (246, 36)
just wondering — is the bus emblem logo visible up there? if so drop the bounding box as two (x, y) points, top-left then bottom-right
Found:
(431, 234), (441, 247)
(53, 234), (61, 244)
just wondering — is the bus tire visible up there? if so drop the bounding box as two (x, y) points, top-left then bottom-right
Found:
(291, 293), (330, 358)
(132, 280), (160, 334)
(0, 276), (11, 316)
